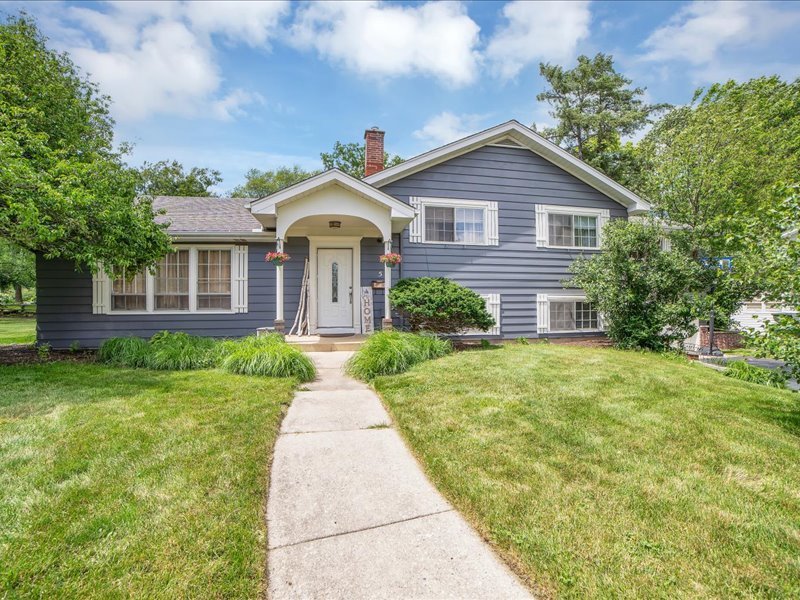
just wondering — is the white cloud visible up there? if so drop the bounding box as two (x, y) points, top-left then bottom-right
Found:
(642, 1), (800, 65)
(55, 1), (290, 121)
(212, 89), (266, 121)
(486, 1), (591, 79)
(289, 1), (481, 86)
(413, 112), (488, 146)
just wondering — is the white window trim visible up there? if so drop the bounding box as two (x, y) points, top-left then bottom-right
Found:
(409, 197), (499, 246)
(95, 244), (248, 316)
(537, 293), (604, 334)
(464, 293), (501, 336)
(535, 204), (609, 250)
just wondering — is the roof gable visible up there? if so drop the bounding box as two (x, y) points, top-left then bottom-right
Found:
(364, 120), (650, 214)
(249, 169), (415, 219)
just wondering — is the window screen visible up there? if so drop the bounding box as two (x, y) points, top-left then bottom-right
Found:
(155, 250), (189, 310)
(197, 249), (231, 310)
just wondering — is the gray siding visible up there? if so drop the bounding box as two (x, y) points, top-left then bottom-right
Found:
(37, 239), (388, 348)
(380, 145), (627, 338)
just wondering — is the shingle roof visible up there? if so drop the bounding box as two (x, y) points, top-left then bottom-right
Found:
(152, 196), (262, 233)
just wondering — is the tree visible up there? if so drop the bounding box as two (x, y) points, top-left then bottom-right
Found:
(536, 53), (666, 183)
(739, 185), (800, 377)
(320, 141), (403, 179)
(639, 77), (800, 261)
(569, 220), (701, 351)
(136, 160), (222, 197)
(0, 15), (170, 274)
(0, 239), (34, 303)
(230, 165), (318, 198)
(389, 277), (494, 334)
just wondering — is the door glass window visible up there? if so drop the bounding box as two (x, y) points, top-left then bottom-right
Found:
(331, 262), (338, 303)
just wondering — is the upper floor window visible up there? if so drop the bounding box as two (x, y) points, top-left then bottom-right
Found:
(535, 204), (609, 249)
(409, 197), (499, 246)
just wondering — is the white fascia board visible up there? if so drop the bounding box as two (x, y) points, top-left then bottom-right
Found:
(249, 169), (415, 219)
(170, 232), (276, 242)
(364, 120), (651, 214)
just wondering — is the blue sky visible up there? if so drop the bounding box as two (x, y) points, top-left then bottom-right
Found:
(8, 1), (800, 192)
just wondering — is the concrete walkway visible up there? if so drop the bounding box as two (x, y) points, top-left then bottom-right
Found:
(267, 352), (531, 600)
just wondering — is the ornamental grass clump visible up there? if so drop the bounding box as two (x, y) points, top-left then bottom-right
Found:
(346, 331), (452, 381)
(147, 331), (220, 370)
(219, 335), (316, 381)
(97, 336), (152, 368)
(723, 360), (787, 389)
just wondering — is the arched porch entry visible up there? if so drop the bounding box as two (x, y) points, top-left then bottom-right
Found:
(249, 170), (415, 334)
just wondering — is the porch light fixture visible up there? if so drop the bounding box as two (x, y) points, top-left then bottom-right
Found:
(328, 220), (341, 229)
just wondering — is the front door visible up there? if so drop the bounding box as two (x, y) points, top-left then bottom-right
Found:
(317, 248), (353, 330)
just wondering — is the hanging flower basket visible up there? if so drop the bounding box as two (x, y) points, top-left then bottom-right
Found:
(265, 251), (290, 266)
(379, 252), (402, 267)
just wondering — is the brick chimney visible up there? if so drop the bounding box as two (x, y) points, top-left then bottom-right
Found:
(364, 126), (385, 177)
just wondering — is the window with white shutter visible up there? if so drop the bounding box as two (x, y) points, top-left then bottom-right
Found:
(534, 204), (609, 249)
(409, 197), (499, 246)
(465, 293), (501, 336)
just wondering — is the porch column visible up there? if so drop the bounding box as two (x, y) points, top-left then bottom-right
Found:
(382, 239), (393, 330)
(275, 238), (285, 333)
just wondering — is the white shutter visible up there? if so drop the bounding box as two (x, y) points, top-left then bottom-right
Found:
(409, 197), (422, 243)
(487, 201), (499, 246)
(537, 294), (549, 333)
(233, 245), (248, 313)
(92, 265), (110, 315)
(598, 209), (610, 246)
(486, 293), (501, 335)
(535, 205), (547, 247)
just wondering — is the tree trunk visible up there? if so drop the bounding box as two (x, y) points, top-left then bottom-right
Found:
(14, 284), (23, 304)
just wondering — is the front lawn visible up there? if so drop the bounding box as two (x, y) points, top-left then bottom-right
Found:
(0, 363), (294, 598)
(375, 344), (800, 598)
(0, 317), (35, 345)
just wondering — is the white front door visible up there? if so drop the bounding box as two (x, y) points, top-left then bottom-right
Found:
(317, 248), (353, 330)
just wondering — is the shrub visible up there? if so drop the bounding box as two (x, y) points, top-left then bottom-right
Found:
(744, 315), (800, 379)
(220, 335), (315, 381)
(569, 220), (701, 351)
(97, 336), (152, 367)
(346, 331), (451, 380)
(389, 277), (494, 334)
(148, 331), (219, 370)
(723, 360), (787, 388)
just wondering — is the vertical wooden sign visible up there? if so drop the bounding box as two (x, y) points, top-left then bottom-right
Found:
(360, 286), (374, 334)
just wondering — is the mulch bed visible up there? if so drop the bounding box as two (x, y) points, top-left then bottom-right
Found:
(0, 344), (96, 366)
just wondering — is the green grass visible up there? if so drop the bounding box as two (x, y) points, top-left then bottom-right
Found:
(724, 359), (788, 388)
(0, 317), (35, 345)
(345, 331), (452, 380)
(374, 344), (800, 598)
(0, 362), (295, 598)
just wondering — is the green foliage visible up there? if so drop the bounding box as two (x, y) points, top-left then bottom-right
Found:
(744, 315), (800, 380)
(219, 335), (315, 381)
(35, 341), (50, 361)
(0, 239), (34, 301)
(569, 220), (701, 350)
(0, 15), (171, 274)
(230, 165), (318, 198)
(723, 360), (787, 389)
(97, 331), (315, 380)
(68, 340), (80, 353)
(389, 277), (495, 334)
(320, 141), (404, 179)
(515, 337), (530, 345)
(346, 331), (452, 380)
(136, 160), (222, 197)
(640, 77), (800, 262)
(148, 331), (220, 370)
(536, 53), (666, 183)
(97, 336), (152, 368)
